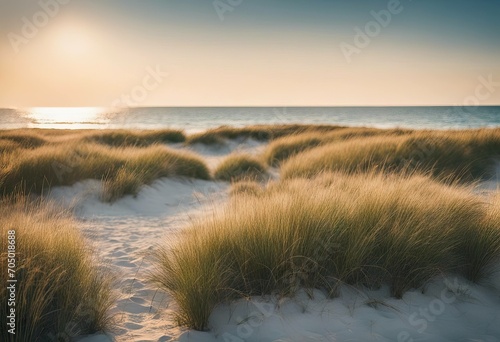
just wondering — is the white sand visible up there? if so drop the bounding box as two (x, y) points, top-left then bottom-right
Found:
(47, 146), (500, 342)
(189, 276), (500, 342)
(51, 178), (228, 342)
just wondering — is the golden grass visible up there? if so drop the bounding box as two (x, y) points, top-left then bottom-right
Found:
(150, 172), (500, 330)
(214, 154), (267, 182)
(3, 126), (499, 333)
(0, 128), (186, 146)
(0, 139), (22, 153)
(280, 129), (500, 182)
(0, 128), (209, 202)
(185, 124), (343, 145)
(0, 131), (47, 148)
(83, 129), (186, 146)
(1, 142), (210, 202)
(229, 180), (264, 197)
(263, 127), (411, 165)
(459, 192), (500, 281)
(0, 197), (115, 341)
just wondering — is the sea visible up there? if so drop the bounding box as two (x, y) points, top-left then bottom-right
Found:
(1, 107), (499, 132)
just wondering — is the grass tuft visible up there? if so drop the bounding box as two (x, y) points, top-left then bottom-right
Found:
(0, 139), (22, 153)
(85, 129), (186, 146)
(456, 192), (500, 282)
(214, 154), (267, 182)
(229, 180), (264, 197)
(151, 173), (500, 330)
(280, 129), (500, 182)
(0, 197), (115, 341)
(263, 127), (410, 166)
(1, 143), (210, 202)
(101, 146), (211, 202)
(186, 124), (343, 145)
(0, 131), (47, 148)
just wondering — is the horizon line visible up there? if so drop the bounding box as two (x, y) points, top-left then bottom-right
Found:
(3, 105), (500, 110)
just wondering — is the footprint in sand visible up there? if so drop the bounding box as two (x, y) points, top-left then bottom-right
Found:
(124, 322), (143, 330)
(130, 296), (148, 305)
(115, 260), (137, 267)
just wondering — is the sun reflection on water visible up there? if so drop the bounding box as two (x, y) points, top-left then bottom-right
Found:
(23, 107), (107, 129)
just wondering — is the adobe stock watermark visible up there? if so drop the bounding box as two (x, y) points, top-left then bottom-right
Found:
(7, 0), (70, 54)
(213, 0), (243, 21)
(396, 135), (439, 171)
(111, 65), (169, 108)
(398, 277), (468, 342)
(6, 230), (17, 335)
(447, 74), (500, 119)
(272, 107), (292, 124)
(222, 300), (275, 342)
(222, 240), (338, 342)
(339, 0), (405, 63)
(51, 149), (84, 183)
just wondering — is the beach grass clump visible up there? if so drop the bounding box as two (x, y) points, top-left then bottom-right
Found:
(214, 154), (267, 182)
(185, 131), (226, 145)
(263, 127), (411, 166)
(456, 192), (500, 282)
(101, 167), (144, 203)
(186, 124), (343, 145)
(151, 172), (500, 330)
(0, 131), (47, 149)
(0, 197), (115, 341)
(84, 129), (186, 146)
(150, 241), (234, 330)
(263, 133), (324, 166)
(229, 180), (263, 197)
(281, 129), (500, 182)
(0, 128), (186, 148)
(0, 139), (22, 153)
(1, 143), (210, 201)
(101, 146), (210, 201)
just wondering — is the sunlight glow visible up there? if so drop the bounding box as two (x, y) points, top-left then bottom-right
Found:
(52, 26), (93, 56)
(25, 108), (105, 129)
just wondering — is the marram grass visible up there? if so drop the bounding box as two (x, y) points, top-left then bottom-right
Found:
(0, 128), (186, 147)
(0, 197), (115, 341)
(0, 128), (201, 202)
(151, 172), (500, 330)
(263, 127), (411, 166)
(280, 129), (500, 182)
(229, 180), (264, 197)
(214, 154), (267, 182)
(185, 124), (343, 145)
(83, 129), (186, 146)
(0, 142), (210, 202)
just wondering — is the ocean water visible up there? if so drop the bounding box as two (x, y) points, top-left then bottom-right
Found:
(1, 107), (499, 132)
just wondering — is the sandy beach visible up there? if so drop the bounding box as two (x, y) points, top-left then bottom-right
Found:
(2, 1), (500, 340)
(2, 126), (500, 341)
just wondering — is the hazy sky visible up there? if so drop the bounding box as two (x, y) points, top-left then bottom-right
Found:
(1, 0), (499, 107)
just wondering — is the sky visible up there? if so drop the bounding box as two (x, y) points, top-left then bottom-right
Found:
(0, 0), (499, 107)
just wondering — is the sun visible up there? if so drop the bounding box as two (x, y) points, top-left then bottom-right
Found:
(25, 108), (104, 129)
(52, 25), (93, 56)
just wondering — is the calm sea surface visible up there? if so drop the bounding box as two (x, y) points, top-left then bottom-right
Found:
(1, 107), (499, 132)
